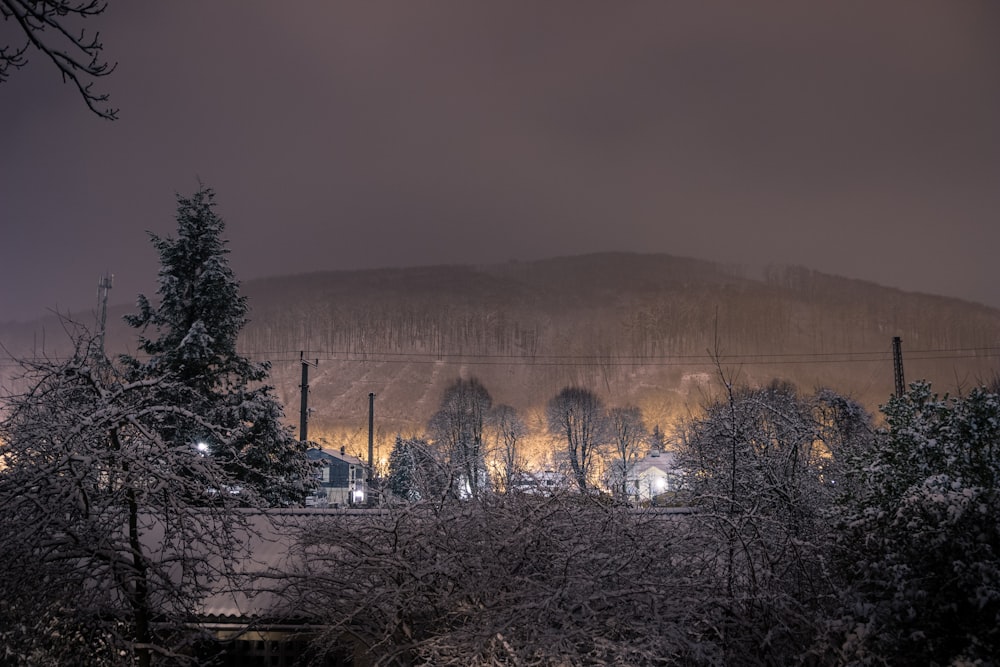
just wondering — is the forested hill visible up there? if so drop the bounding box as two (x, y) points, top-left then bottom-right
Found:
(239, 253), (999, 439)
(243, 252), (997, 360)
(3, 253), (998, 444)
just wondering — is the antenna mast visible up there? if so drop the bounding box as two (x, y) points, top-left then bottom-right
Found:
(95, 272), (113, 360)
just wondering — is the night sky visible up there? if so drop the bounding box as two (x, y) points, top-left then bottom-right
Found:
(2, 2), (998, 323)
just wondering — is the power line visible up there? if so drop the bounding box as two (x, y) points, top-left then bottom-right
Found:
(241, 346), (1000, 368)
(2, 346), (997, 371)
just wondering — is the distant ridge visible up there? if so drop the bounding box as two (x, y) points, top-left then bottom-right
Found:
(3, 253), (998, 448)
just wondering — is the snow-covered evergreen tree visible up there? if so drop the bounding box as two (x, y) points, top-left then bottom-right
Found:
(828, 381), (1000, 664)
(387, 436), (418, 502)
(122, 186), (311, 505)
(386, 435), (448, 503)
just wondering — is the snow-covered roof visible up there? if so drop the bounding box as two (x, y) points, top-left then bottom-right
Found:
(143, 508), (378, 623)
(628, 449), (679, 477)
(307, 447), (366, 467)
(196, 511), (304, 621)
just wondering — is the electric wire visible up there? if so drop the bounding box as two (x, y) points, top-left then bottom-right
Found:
(0, 346), (997, 370)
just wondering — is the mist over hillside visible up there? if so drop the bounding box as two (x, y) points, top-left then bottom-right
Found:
(3, 253), (998, 457)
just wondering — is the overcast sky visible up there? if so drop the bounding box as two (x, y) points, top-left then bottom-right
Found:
(1, 1), (998, 323)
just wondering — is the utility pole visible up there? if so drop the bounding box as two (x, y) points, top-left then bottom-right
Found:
(892, 336), (905, 398)
(368, 392), (376, 505)
(299, 351), (318, 442)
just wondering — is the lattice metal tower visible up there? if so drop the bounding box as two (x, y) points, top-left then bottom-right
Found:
(94, 272), (113, 360)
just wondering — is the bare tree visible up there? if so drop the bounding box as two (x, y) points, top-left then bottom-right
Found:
(428, 377), (492, 499)
(0, 327), (254, 666)
(674, 379), (860, 662)
(488, 403), (527, 494)
(546, 386), (607, 492)
(607, 405), (647, 499)
(1, 0), (116, 118)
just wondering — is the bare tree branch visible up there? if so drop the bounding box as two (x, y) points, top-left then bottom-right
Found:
(1, 0), (117, 119)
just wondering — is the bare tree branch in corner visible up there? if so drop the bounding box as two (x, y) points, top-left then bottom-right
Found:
(1, 0), (117, 119)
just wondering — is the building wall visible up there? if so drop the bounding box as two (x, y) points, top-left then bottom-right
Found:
(308, 450), (366, 506)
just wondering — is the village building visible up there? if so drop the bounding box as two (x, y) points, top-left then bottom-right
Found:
(626, 449), (683, 504)
(306, 447), (368, 507)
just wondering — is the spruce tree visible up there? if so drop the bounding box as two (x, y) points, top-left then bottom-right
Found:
(386, 435), (446, 502)
(122, 186), (311, 505)
(387, 436), (417, 502)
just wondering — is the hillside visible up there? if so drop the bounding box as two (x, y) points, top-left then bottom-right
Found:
(3, 253), (998, 457)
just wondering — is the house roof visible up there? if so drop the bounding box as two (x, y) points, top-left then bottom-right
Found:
(627, 449), (678, 477)
(306, 447), (366, 467)
(197, 511), (305, 621)
(141, 508), (379, 624)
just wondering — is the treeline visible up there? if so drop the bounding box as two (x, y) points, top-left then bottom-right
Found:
(7, 186), (998, 666)
(4, 254), (996, 367)
(244, 299), (542, 359)
(239, 255), (1000, 361)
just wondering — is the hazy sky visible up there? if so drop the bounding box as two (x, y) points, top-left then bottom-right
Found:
(1, 2), (998, 322)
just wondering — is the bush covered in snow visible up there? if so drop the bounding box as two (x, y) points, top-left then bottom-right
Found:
(827, 382), (1000, 664)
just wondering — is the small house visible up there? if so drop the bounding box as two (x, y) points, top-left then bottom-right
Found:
(306, 447), (367, 507)
(626, 449), (683, 504)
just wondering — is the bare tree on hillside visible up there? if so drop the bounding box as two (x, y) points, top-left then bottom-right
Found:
(608, 406), (648, 499)
(428, 378), (493, 499)
(489, 403), (527, 494)
(546, 386), (607, 492)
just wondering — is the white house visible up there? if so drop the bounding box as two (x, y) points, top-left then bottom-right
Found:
(626, 449), (683, 503)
